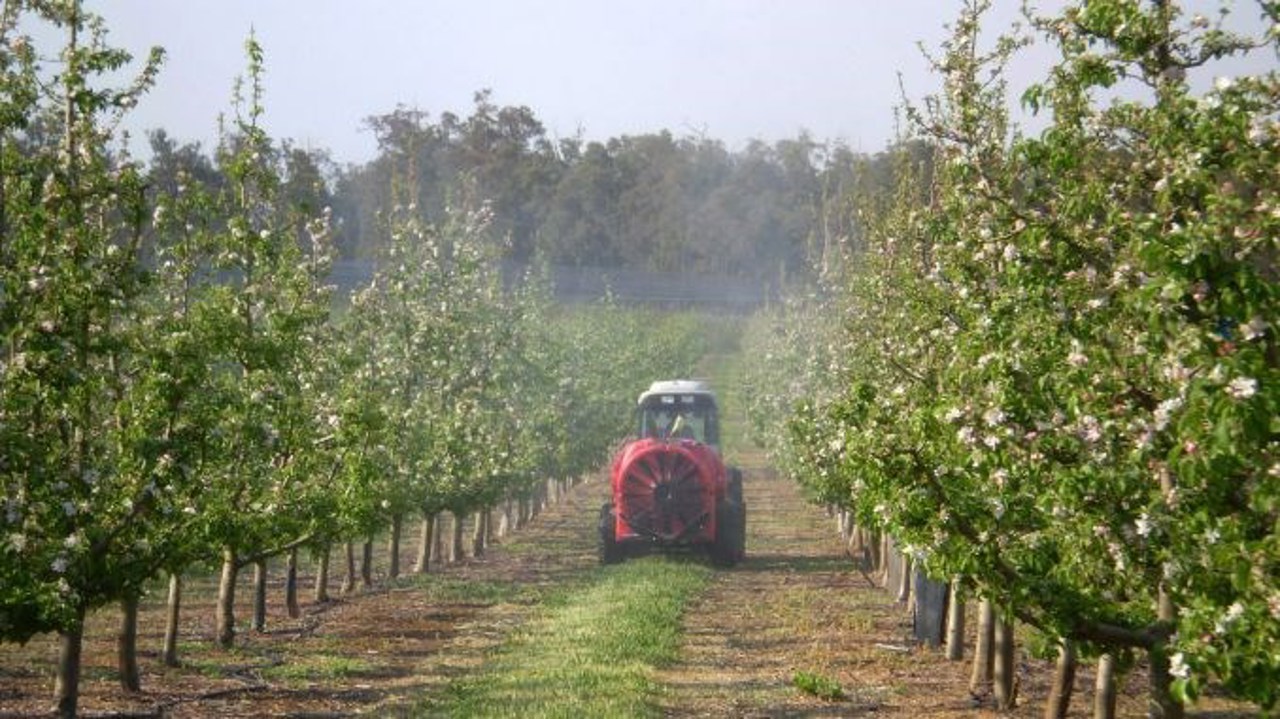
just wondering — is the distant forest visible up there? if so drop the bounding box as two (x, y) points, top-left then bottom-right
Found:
(146, 90), (929, 281)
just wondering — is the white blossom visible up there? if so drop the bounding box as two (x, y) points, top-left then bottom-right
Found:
(1225, 376), (1257, 400)
(51, 555), (68, 573)
(982, 407), (1006, 427)
(1153, 397), (1183, 431)
(1241, 317), (1269, 341)
(1215, 601), (1245, 634)
(1169, 652), (1190, 680)
(1066, 347), (1088, 368)
(1135, 513), (1152, 538)
(1079, 415), (1103, 443)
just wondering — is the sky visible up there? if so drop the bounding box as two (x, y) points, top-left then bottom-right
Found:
(38, 1), (1280, 165)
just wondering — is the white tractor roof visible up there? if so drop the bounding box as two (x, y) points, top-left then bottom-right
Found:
(638, 379), (716, 405)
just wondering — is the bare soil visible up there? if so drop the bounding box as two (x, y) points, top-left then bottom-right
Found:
(0, 461), (1256, 718)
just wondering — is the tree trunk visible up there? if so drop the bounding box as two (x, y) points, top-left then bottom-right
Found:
(414, 514), (432, 573)
(252, 559), (268, 632)
(1094, 654), (1117, 719)
(216, 547), (238, 648)
(285, 548), (300, 619)
(946, 578), (965, 661)
(314, 546), (330, 603)
(896, 555), (912, 602)
(1044, 639), (1077, 719)
(387, 513), (402, 579)
(360, 535), (373, 587)
(970, 598), (995, 694)
(879, 533), (891, 584)
(163, 572), (182, 667)
(54, 605), (86, 719)
(516, 495), (529, 530)
(993, 614), (1017, 710)
(1149, 587), (1184, 719)
(1148, 643), (1184, 719)
(531, 484), (544, 518)
(471, 509), (486, 557)
(498, 498), (512, 538)
(450, 512), (465, 562)
(117, 594), (141, 692)
(432, 513), (446, 562)
(341, 541), (356, 594)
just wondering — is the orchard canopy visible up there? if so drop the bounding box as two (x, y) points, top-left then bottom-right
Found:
(741, 0), (1280, 711)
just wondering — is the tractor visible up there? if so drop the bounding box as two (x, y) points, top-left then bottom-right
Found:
(599, 380), (746, 566)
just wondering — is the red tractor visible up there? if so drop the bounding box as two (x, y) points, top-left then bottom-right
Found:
(599, 380), (745, 566)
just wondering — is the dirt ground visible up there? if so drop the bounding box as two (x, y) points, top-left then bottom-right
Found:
(0, 461), (1257, 718)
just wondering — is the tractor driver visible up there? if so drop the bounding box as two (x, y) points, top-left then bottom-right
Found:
(670, 411), (696, 440)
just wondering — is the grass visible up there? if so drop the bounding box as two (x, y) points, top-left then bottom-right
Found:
(420, 556), (711, 718)
(261, 653), (379, 683)
(792, 670), (846, 701)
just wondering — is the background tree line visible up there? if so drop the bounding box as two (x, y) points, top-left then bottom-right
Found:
(148, 90), (916, 285)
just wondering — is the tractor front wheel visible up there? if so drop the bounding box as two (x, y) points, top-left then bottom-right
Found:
(599, 502), (624, 565)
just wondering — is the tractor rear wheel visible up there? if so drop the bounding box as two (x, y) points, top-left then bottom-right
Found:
(599, 502), (624, 565)
(710, 497), (745, 567)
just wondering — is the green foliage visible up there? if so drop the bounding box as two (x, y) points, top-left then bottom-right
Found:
(0, 0), (175, 643)
(339, 99), (867, 280)
(791, 670), (845, 701)
(744, 0), (1280, 710)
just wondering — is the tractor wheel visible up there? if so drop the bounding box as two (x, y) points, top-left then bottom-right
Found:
(710, 498), (745, 567)
(599, 502), (624, 565)
(727, 467), (744, 505)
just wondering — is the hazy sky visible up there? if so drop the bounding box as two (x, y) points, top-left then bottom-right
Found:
(57, 1), (1278, 164)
